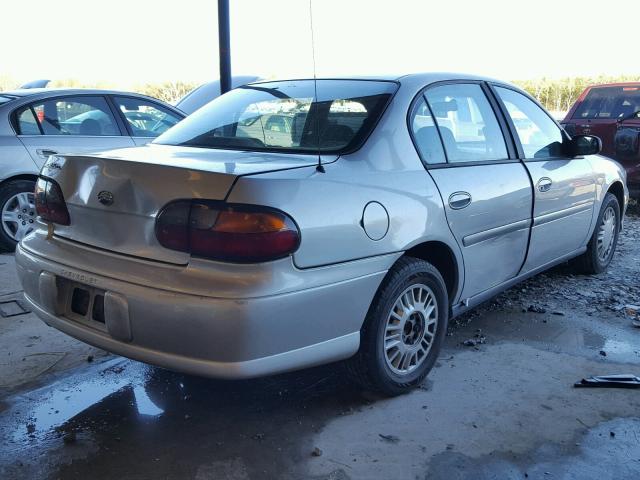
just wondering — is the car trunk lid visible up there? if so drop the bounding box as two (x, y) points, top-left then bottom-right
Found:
(42, 144), (327, 264)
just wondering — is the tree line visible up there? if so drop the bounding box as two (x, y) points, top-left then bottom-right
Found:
(3, 75), (640, 112)
(513, 75), (640, 113)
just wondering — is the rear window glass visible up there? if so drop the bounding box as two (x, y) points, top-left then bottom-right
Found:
(572, 86), (640, 120)
(154, 80), (397, 153)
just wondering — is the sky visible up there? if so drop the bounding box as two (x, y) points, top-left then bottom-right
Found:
(1, 0), (638, 88)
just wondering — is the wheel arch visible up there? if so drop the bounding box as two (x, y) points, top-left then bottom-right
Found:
(0, 174), (38, 189)
(607, 181), (625, 221)
(402, 240), (461, 303)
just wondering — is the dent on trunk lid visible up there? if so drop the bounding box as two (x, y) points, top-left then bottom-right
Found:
(41, 144), (324, 265)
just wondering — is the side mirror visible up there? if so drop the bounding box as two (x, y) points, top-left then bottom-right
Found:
(567, 135), (602, 157)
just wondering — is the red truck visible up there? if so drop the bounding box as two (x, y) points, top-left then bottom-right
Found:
(562, 83), (640, 196)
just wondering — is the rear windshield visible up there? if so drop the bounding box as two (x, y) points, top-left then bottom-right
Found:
(572, 86), (640, 120)
(154, 79), (397, 153)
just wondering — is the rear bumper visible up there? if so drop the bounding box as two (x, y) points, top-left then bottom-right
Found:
(16, 236), (396, 379)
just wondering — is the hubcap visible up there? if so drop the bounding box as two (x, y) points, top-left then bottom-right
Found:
(596, 206), (616, 262)
(2, 192), (36, 242)
(384, 283), (438, 376)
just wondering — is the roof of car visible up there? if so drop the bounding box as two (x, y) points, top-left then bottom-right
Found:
(0, 87), (161, 98)
(3, 73), (512, 99)
(249, 72), (514, 89)
(585, 82), (640, 89)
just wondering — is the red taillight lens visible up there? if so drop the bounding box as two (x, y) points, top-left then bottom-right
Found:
(155, 201), (300, 263)
(35, 177), (70, 226)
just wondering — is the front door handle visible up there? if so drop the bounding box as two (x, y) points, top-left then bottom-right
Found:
(537, 177), (553, 193)
(36, 149), (58, 158)
(448, 191), (472, 210)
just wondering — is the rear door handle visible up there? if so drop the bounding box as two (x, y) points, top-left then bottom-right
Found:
(36, 149), (58, 158)
(537, 177), (552, 193)
(448, 191), (472, 210)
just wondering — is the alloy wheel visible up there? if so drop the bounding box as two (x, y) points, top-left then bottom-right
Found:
(596, 205), (616, 263)
(2, 192), (36, 242)
(384, 283), (438, 375)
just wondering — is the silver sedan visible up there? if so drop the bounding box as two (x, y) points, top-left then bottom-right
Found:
(15, 73), (628, 395)
(0, 89), (185, 249)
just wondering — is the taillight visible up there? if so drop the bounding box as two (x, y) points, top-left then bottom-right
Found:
(35, 177), (70, 225)
(155, 200), (300, 263)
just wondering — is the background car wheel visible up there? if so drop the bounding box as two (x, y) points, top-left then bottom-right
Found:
(573, 192), (620, 275)
(0, 179), (37, 251)
(347, 256), (449, 396)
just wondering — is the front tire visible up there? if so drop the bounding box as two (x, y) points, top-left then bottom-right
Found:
(573, 192), (620, 274)
(348, 256), (449, 396)
(0, 179), (37, 251)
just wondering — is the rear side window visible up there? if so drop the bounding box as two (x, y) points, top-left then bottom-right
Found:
(15, 96), (119, 136)
(410, 97), (446, 164)
(113, 96), (182, 138)
(424, 83), (508, 163)
(16, 108), (40, 135)
(495, 87), (564, 159)
(155, 79), (398, 154)
(572, 86), (640, 120)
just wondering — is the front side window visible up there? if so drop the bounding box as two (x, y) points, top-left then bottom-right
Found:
(572, 86), (640, 120)
(154, 80), (398, 153)
(424, 83), (508, 163)
(495, 87), (564, 159)
(15, 96), (119, 136)
(410, 97), (446, 164)
(113, 96), (182, 138)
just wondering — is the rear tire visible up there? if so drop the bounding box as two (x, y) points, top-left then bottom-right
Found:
(573, 192), (620, 274)
(347, 256), (448, 396)
(0, 179), (37, 252)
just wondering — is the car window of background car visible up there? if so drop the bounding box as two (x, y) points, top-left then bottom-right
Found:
(154, 80), (397, 154)
(16, 96), (119, 136)
(113, 97), (182, 138)
(424, 83), (508, 163)
(495, 86), (564, 159)
(16, 107), (40, 135)
(410, 97), (446, 165)
(572, 86), (640, 120)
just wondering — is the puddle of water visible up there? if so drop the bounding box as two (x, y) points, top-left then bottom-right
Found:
(602, 339), (640, 360)
(426, 417), (640, 479)
(4, 359), (166, 446)
(0, 357), (365, 480)
(448, 308), (640, 363)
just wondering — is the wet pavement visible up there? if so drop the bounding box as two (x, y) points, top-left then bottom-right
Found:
(0, 215), (639, 480)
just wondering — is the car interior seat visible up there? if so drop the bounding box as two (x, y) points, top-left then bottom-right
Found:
(79, 118), (102, 136)
(415, 126), (445, 163)
(437, 126), (459, 161)
(320, 124), (354, 147)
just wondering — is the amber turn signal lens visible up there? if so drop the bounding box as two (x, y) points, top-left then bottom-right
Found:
(214, 211), (287, 233)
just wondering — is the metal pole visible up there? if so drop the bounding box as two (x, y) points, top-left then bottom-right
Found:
(218, 0), (232, 94)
